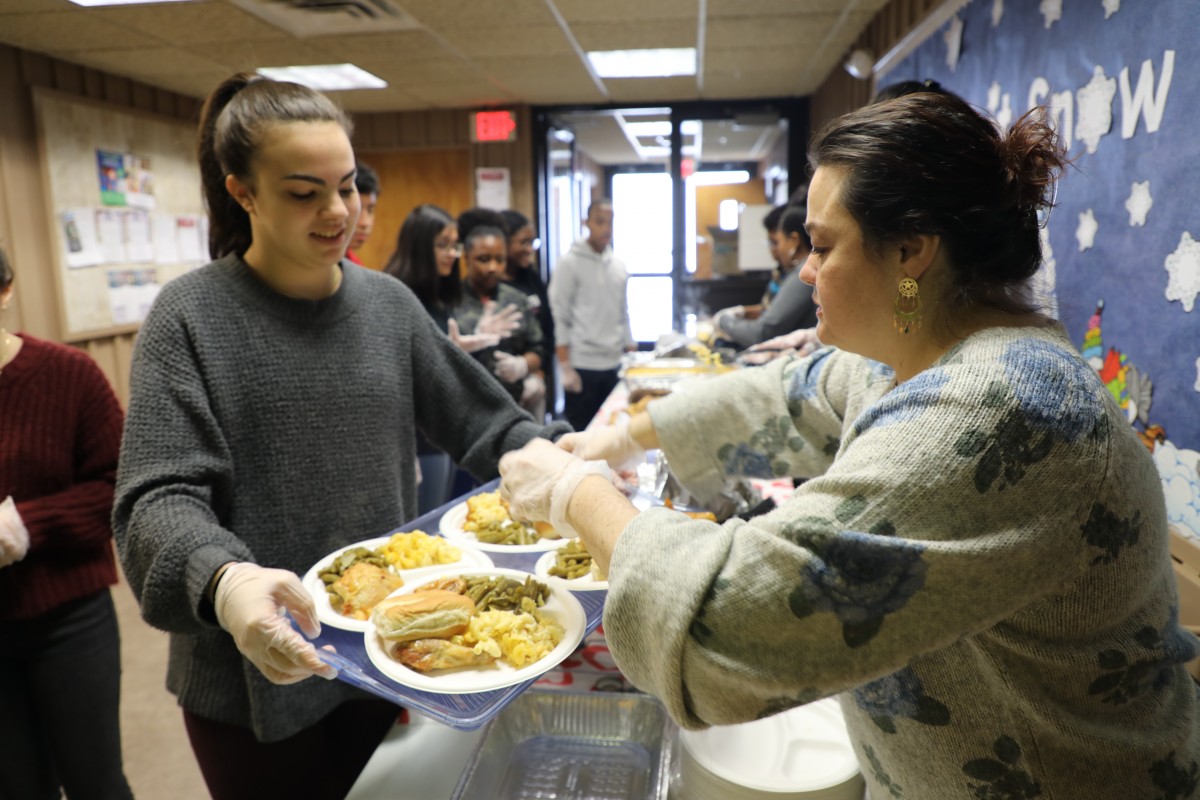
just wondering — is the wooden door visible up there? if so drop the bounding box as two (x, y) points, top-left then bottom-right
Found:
(353, 148), (474, 271)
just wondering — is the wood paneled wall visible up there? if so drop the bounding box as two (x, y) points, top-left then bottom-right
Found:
(0, 43), (200, 405)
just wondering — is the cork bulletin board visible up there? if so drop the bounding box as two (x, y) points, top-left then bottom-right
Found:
(34, 88), (205, 340)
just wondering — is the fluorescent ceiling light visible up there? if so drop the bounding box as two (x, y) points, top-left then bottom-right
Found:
(587, 48), (697, 79)
(625, 120), (702, 137)
(688, 170), (750, 186)
(256, 64), (387, 91)
(68, 0), (193, 5)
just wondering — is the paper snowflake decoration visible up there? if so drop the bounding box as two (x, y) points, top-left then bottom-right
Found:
(944, 14), (964, 72)
(1075, 65), (1116, 154)
(1195, 358), (1200, 393)
(1165, 231), (1200, 311)
(1125, 181), (1152, 227)
(1076, 209), (1098, 252)
(987, 81), (1002, 113)
(1103, 0), (1121, 19)
(1039, 0), (1062, 28)
(996, 92), (1013, 130)
(992, 0), (1004, 26)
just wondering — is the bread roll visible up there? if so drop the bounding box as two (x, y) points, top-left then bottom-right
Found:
(371, 590), (477, 642)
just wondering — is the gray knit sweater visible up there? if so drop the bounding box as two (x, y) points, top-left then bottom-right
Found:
(113, 256), (568, 741)
(605, 323), (1200, 799)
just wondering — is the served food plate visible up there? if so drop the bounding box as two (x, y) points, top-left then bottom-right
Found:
(533, 548), (608, 591)
(303, 534), (494, 632)
(364, 567), (586, 694)
(438, 501), (565, 553)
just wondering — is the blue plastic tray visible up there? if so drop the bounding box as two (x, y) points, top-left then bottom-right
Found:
(308, 480), (606, 730)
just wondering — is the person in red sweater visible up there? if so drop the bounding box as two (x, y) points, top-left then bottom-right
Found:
(0, 249), (133, 800)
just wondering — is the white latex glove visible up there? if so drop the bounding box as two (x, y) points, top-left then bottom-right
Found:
(499, 439), (612, 536)
(557, 416), (645, 470)
(559, 362), (583, 394)
(447, 318), (501, 354)
(0, 496), (30, 568)
(740, 327), (823, 365)
(493, 351), (530, 382)
(214, 563), (337, 685)
(712, 305), (745, 332)
(476, 302), (522, 337)
(520, 373), (546, 405)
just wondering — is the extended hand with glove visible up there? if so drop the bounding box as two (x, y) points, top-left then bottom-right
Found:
(0, 496), (30, 568)
(493, 351), (530, 383)
(213, 562), (338, 685)
(499, 439), (612, 536)
(557, 416), (646, 470)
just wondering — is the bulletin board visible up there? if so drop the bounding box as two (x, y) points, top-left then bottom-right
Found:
(34, 88), (205, 340)
(886, 0), (1200, 543)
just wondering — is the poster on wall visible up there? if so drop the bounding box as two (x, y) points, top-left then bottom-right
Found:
(58, 208), (102, 269)
(96, 150), (125, 206)
(123, 154), (156, 210)
(107, 267), (161, 325)
(475, 167), (511, 211)
(889, 0), (1200, 544)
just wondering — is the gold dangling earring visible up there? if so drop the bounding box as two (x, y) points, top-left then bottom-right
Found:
(894, 277), (922, 334)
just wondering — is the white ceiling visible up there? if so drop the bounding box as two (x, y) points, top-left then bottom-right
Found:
(0, 0), (890, 112)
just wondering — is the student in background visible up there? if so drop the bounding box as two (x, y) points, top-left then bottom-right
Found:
(344, 161), (378, 266)
(548, 198), (635, 431)
(113, 73), (568, 799)
(713, 204), (817, 349)
(384, 203), (520, 514)
(0, 248), (133, 800)
(501, 209), (552, 421)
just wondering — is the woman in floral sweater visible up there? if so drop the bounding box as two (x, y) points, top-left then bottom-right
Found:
(498, 92), (1200, 799)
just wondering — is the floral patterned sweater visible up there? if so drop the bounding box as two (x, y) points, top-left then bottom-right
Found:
(604, 323), (1200, 799)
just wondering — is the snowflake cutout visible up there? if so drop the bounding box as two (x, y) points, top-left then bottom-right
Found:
(1125, 181), (1152, 227)
(944, 14), (964, 72)
(992, 0), (1004, 26)
(1195, 358), (1200, 392)
(1103, 0), (1121, 19)
(1075, 65), (1117, 154)
(1040, 0), (1062, 28)
(996, 92), (1013, 130)
(987, 81), (1002, 114)
(1077, 209), (1098, 252)
(1165, 231), (1200, 311)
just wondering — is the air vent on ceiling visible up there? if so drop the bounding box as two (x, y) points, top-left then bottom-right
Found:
(231, 0), (422, 37)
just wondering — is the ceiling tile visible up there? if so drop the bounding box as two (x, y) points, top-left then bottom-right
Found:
(703, 70), (803, 99)
(404, 80), (515, 109)
(69, 47), (227, 77)
(571, 20), (695, 51)
(92, 4), (289, 45)
(367, 58), (486, 86)
(605, 76), (699, 103)
(304, 31), (455, 63)
(436, 25), (576, 59)
(705, 14), (841, 49)
(553, 0), (697, 23)
(192, 39), (346, 72)
(707, 0), (857, 17)
(0, 11), (161, 53)
(0, 0), (69, 13)
(704, 47), (809, 76)
(397, 0), (556, 28)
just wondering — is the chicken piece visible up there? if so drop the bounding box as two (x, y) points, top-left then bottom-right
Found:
(330, 562), (403, 620)
(415, 576), (468, 594)
(391, 638), (497, 673)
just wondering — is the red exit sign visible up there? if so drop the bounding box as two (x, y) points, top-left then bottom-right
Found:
(472, 110), (517, 142)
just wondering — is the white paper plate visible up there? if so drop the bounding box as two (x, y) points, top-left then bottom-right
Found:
(303, 535), (494, 632)
(533, 548), (609, 591)
(364, 567), (586, 694)
(437, 501), (565, 553)
(679, 698), (861, 796)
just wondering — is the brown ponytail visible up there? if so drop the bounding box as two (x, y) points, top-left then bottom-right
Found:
(196, 72), (353, 260)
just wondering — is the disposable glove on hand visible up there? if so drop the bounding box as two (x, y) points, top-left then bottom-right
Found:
(740, 327), (822, 365)
(557, 416), (645, 470)
(559, 362), (583, 394)
(0, 496), (30, 568)
(520, 373), (546, 405)
(499, 438), (611, 536)
(493, 351), (530, 382)
(214, 563), (337, 685)
(712, 305), (745, 332)
(476, 302), (522, 337)
(447, 318), (501, 354)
